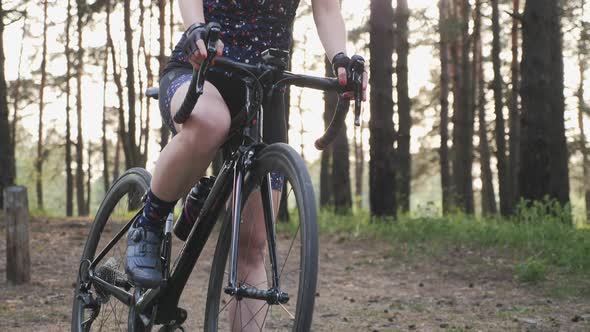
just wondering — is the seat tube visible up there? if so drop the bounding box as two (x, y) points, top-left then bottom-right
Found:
(228, 165), (244, 290)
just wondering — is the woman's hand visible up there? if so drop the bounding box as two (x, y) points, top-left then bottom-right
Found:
(183, 23), (224, 69)
(332, 53), (368, 101)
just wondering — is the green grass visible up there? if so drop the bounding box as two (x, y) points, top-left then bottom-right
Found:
(316, 203), (590, 278)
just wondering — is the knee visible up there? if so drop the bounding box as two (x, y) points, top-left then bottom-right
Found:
(181, 108), (230, 150)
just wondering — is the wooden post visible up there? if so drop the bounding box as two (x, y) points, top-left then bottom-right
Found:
(4, 186), (31, 284)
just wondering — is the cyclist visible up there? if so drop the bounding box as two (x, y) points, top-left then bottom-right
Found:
(126, 0), (367, 324)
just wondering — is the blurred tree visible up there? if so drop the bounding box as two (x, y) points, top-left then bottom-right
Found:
(519, 0), (570, 207)
(0, 0), (16, 209)
(395, 0), (411, 213)
(122, 0), (144, 168)
(491, 0), (509, 215)
(64, 0), (74, 216)
(36, 0), (49, 210)
(76, 0), (87, 216)
(438, 0), (452, 215)
(451, 0), (474, 213)
(159, 0), (170, 150)
(508, 0), (521, 214)
(577, 0), (589, 222)
(101, 7), (110, 193)
(11, 10), (26, 182)
(369, 0), (396, 218)
(474, 0), (497, 215)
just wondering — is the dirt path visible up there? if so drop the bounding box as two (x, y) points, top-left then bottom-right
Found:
(1, 218), (589, 331)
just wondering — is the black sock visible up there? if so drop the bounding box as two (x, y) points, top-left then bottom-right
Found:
(136, 190), (177, 229)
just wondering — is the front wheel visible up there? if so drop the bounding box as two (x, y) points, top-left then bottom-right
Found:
(204, 143), (319, 331)
(71, 168), (152, 332)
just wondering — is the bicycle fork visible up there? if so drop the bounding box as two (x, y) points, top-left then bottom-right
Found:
(224, 152), (289, 305)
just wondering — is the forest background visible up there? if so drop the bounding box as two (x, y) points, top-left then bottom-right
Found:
(0, 0), (588, 224)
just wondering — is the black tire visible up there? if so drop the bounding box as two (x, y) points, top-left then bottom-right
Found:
(71, 168), (152, 332)
(204, 143), (319, 331)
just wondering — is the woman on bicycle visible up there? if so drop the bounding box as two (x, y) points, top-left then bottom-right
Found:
(125, 0), (366, 325)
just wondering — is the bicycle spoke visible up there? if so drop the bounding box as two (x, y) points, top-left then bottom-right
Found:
(278, 303), (295, 320)
(279, 223), (300, 278)
(239, 301), (267, 331)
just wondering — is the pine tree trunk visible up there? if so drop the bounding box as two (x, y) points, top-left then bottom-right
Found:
(11, 12), (26, 180)
(36, 0), (49, 210)
(159, 0), (170, 150)
(474, 0), (497, 215)
(396, 0), (411, 213)
(0, 1), (16, 209)
(76, 0), (87, 216)
(354, 124), (364, 209)
(519, 0), (570, 207)
(124, 0), (140, 168)
(106, 0), (129, 173)
(102, 23), (110, 193)
(578, 0), (590, 223)
(369, 0), (397, 218)
(86, 142), (92, 214)
(325, 60), (352, 213)
(143, 0), (152, 166)
(439, 0), (452, 215)
(491, 0), (509, 215)
(508, 0), (521, 213)
(452, 0), (474, 213)
(320, 59), (333, 208)
(65, 0), (74, 216)
(114, 136), (121, 181)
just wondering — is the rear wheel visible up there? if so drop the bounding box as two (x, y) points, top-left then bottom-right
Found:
(71, 168), (152, 332)
(204, 143), (319, 331)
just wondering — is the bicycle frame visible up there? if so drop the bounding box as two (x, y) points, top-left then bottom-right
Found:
(86, 75), (284, 326)
(82, 54), (355, 328)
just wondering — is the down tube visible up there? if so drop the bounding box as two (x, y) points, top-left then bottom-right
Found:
(157, 162), (235, 314)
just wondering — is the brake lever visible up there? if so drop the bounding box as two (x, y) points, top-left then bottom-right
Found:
(195, 23), (222, 97)
(349, 55), (365, 127)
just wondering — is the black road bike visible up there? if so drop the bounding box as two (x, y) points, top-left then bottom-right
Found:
(71, 23), (364, 332)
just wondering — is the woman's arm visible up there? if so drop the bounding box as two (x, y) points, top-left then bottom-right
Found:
(311, 0), (368, 99)
(178, 0), (206, 28)
(311, 0), (348, 82)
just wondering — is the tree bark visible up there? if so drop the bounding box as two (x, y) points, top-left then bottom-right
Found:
(124, 0), (140, 168)
(451, 0), (474, 213)
(36, 0), (49, 210)
(369, 0), (397, 218)
(325, 60), (352, 213)
(0, 1), (16, 209)
(578, 0), (590, 223)
(11, 12), (26, 180)
(508, 0), (521, 213)
(320, 59), (333, 208)
(159, 0), (170, 150)
(86, 142), (92, 214)
(439, 0), (452, 215)
(106, 0), (129, 174)
(102, 24), (110, 194)
(396, 0), (411, 213)
(76, 0), (87, 216)
(65, 0), (74, 216)
(354, 123), (364, 209)
(519, 0), (570, 207)
(491, 0), (509, 215)
(474, 0), (497, 215)
(114, 136), (121, 181)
